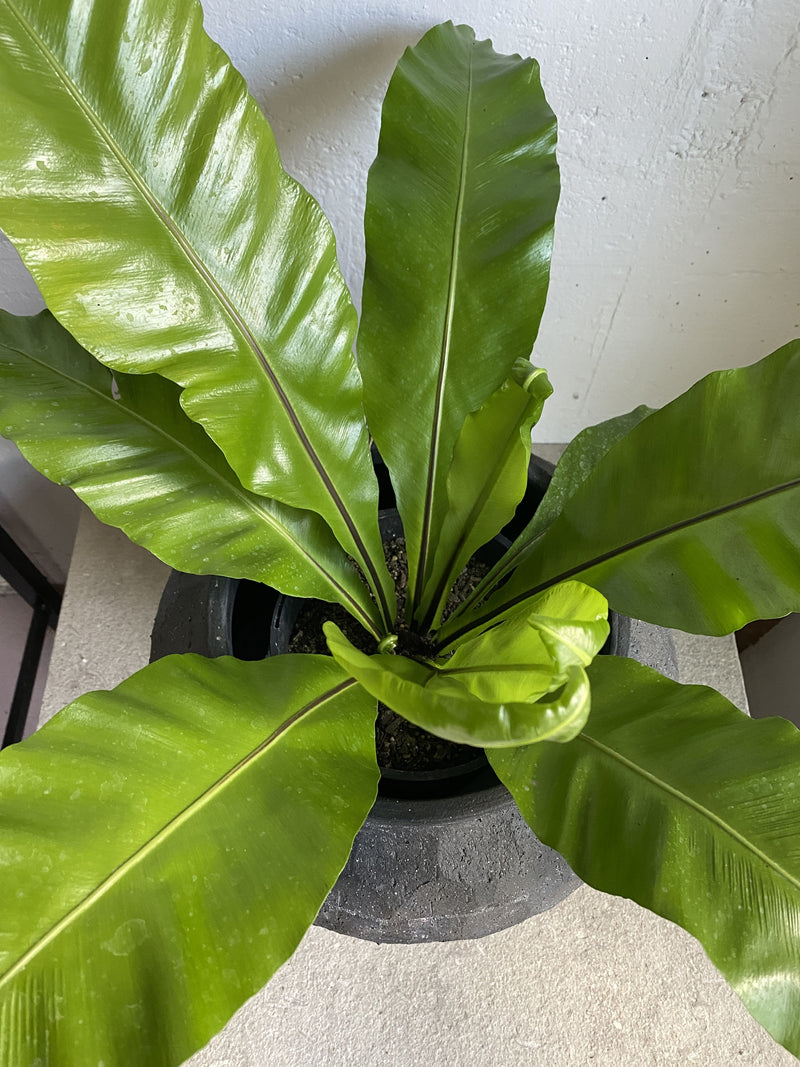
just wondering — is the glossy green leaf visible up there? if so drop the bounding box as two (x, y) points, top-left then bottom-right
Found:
(525, 404), (656, 541)
(418, 361), (552, 631)
(326, 620), (591, 747)
(439, 404), (655, 642)
(448, 341), (800, 640)
(0, 653), (378, 1067)
(0, 0), (395, 626)
(0, 310), (382, 636)
(448, 584), (610, 674)
(358, 21), (559, 621)
(489, 655), (800, 1059)
(324, 580), (605, 746)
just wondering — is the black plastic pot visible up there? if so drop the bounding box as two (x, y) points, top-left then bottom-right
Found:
(150, 457), (678, 944)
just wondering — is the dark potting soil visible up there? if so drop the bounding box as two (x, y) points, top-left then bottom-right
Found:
(288, 535), (488, 773)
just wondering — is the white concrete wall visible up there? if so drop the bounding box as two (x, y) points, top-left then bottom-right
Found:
(207, 0), (800, 443)
(2, 0), (799, 441)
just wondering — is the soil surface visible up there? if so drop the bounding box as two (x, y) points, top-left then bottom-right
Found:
(288, 534), (488, 773)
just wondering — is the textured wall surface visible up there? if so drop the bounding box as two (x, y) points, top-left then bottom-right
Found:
(2, 0), (799, 443)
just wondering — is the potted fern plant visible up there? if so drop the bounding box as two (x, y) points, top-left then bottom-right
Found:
(1, 2), (800, 1065)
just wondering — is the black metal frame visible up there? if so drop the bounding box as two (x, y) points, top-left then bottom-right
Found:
(0, 525), (62, 748)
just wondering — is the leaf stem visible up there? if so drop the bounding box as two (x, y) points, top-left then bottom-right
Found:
(417, 412), (532, 634)
(411, 47), (473, 620)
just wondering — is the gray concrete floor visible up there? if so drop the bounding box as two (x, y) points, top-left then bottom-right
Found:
(36, 508), (798, 1067)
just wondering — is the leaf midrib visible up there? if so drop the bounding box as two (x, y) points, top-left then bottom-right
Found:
(578, 728), (800, 893)
(6, 0), (294, 429)
(438, 661), (554, 676)
(0, 676), (358, 987)
(533, 620), (595, 666)
(413, 46), (474, 613)
(441, 476), (800, 647)
(6, 341), (377, 634)
(5, 0), (386, 617)
(420, 385), (530, 630)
